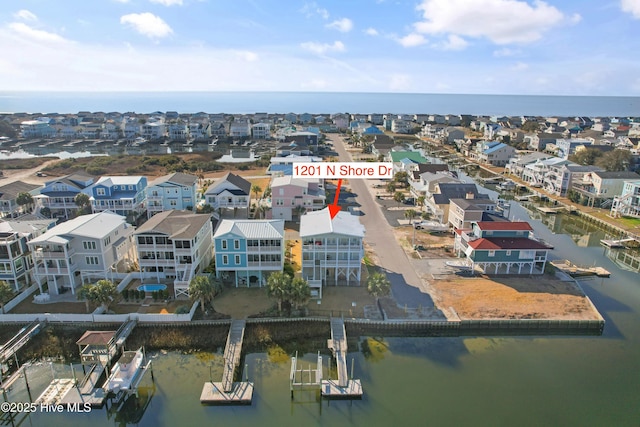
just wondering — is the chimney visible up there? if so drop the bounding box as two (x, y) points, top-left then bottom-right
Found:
(465, 192), (474, 200)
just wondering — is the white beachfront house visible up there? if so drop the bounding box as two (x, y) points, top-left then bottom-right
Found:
(133, 210), (213, 298)
(300, 208), (365, 287)
(28, 212), (135, 296)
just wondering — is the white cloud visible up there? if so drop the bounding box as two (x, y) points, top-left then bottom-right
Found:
(113, 0), (131, 3)
(301, 78), (330, 89)
(149, 0), (184, 6)
(364, 27), (379, 36)
(234, 50), (259, 62)
(8, 22), (69, 44)
(326, 18), (353, 33)
(13, 10), (38, 21)
(493, 47), (522, 57)
(301, 2), (330, 19)
(510, 62), (529, 71)
(414, 0), (566, 44)
(621, 0), (640, 19)
(120, 13), (173, 38)
(397, 33), (427, 47)
(442, 34), (467, 50)
(300, 40), (345, 54)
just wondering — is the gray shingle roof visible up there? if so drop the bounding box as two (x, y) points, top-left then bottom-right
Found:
(135, 210), (211, 240)
(0, 181), (41, 200)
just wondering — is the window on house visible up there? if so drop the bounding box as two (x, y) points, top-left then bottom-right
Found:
(170, 200), (177, 206)
(222, 255), (228, 265)
(234, 240), (240, 249)
(506, 250), (512, 256)
(83, 241), (96, 250)
(222, 240), (227, 250)
(85, 256), (99, 265)
(96, 188), (105, 196)
(488, 250), (495, 257)
(128, 185), (134, 190)
(235, 255), (240, 264)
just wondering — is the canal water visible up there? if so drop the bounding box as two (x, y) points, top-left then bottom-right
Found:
(3, 175), (640, 426)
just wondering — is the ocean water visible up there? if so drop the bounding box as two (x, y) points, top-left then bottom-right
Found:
(1, 91), (639, 117)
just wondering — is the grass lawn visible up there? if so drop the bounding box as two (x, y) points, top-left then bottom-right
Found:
(11, 298), (90, 314)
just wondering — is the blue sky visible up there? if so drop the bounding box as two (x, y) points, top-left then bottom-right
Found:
(1, 0), (639, 95)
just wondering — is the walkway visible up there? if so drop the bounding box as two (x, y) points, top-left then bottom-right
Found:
(222, 319), (245, 392)
(328, 318), (348, 387)
(0, 320), (45, 364)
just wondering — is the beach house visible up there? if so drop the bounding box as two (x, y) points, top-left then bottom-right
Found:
(0, 181), (42, 218)
(454, 221), (552, 275)
(36, 173), (94, 221)
(0, 217), (56, 292)
(146, 172), (198, 217)
(269, 176), (325, 221)
(213, 219), (285, 287)
(85, 176), (147, 223)
(28, 212), (134, 296)
(134, 210), (213, 298)
(204, 172), (251, 216)
(300, 208), (365, 287)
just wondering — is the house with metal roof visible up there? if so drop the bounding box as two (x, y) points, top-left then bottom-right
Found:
(36, 173), (94, 221)
(213, 219), (284, 287)
(134, 210), (213, 298)
(146, 172), (198, 218)
(84, 176), (147, 223)
(300, 208), (365, 287)
(204, 172), (251, 216)
(28, 211), (134, 295)
(473, 141), (516, 166)
(454, 221), (552, 275)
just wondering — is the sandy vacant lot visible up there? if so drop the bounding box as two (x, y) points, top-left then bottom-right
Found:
(428, 275), (601, 320)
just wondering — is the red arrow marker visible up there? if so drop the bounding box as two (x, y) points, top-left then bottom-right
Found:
(328, 179), (342, 219)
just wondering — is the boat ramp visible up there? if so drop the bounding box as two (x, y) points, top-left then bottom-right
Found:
(200, 319), (254, 404)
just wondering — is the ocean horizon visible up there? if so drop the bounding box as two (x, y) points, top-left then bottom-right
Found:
(1, 91), (639, 117)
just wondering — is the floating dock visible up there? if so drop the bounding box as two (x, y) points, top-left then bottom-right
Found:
(600, 238), (636, 248)
(550, 260), (611, 278)
(200, 320), (253, 404)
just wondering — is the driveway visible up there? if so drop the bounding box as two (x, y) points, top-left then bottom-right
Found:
(327, 134), (438, 312)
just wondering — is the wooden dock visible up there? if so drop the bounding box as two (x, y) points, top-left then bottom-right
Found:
(600, 238), (636, 248)
(323, 318), (363, 399)
(550, 260), (611, 278)
(536, 206), (562, 215)
(200, 319), (253, 404)
(0, 321), (46, 364)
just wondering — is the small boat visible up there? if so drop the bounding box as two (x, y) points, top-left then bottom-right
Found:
(445, 260), (472, 270)
(105, 349), (145, 394)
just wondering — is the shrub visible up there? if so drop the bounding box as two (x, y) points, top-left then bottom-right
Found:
(121, 289), (129, 301)
(175, 305), (191, 314)
(152, 291), (158, 301)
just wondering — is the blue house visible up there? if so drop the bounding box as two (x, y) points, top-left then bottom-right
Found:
(146, 172), (198, 218)
(213, 219), (284, 287)
(37, 173), (94, 221)
(85, 176), (147, 222)
(454, 221), (552, 275)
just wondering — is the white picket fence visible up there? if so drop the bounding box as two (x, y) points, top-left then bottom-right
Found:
(3, 284), (39, 313)
(0, 301), (199, 324)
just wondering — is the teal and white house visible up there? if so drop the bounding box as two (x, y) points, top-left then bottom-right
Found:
(454, 221), (552, 275)
(213, 219), (284, 287)
(146, 172), (198, 218)
(300, 208), (365, 286)
(85, 176), (147, 223)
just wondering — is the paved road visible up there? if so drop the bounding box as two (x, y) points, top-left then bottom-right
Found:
(327, 134), (436, 309)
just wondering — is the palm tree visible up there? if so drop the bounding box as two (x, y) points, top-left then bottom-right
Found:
(74, 193), (91, 215)
(16, 192), (34, 214)
(189, 275), (217, 313)
(416, 196), (425, 211)
(289, 277), (311, 310)
(266, 271), (290, 312)
(404, 209), (417, 223)
(0, 280), (14, 314)
(386, 181), (395, 196)
(366, 272), (391, 303)
(251, 184), (263, 201)
(78, 280), (120, 313)
(293, 205), (306, 220)
(393, 191), (405, 207)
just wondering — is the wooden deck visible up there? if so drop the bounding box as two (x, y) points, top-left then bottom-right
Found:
(0, 321), (45, 364)
(321, 379), (363, 399)
(200, 319), (252, 404)
(200, 382), (253, 404)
